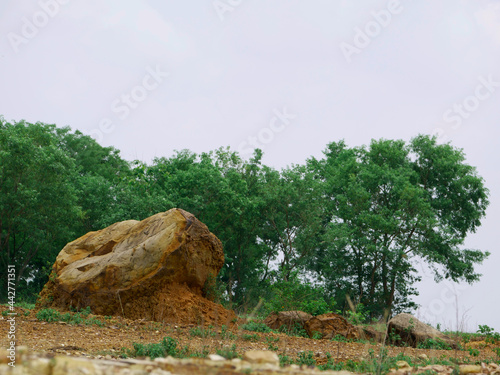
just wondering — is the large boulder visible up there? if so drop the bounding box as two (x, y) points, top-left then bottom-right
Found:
(386, 313), (458, 348)
(264, 311), (312, 331)
(304, 313), (359, 340)
(37, 208), (235, 325)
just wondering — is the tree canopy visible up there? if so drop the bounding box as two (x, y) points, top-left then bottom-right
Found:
(0, 118), (489, 319)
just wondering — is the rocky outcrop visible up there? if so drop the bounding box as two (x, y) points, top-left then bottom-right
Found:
(37, 208), (235, 325)
(303, 313), (359, 340)
(386, 313), (458, 348)
(264, 311), (312, 331)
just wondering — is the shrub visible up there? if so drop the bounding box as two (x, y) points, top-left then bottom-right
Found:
(189, 326), (216, 338)
(263, 271), (333, 316)
(240, 321), (273, 333)
(417, 338), (453, 350)
(131, 337), (180, 359)
(295, 351), (316, 367)
(241, 333), (260, 342)
(216, 344), (239, 359)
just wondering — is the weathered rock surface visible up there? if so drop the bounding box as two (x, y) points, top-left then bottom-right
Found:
(264, 311), (312, 331)
(303, 313), (359, 340)
(386, 313), (458, 349)
(0, 347), (361, 375)
(36, 208), (235, 325)
(356, 325), (385, 343)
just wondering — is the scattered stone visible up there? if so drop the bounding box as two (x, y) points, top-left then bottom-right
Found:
(208, 354), (226, 361)
(459, 365), (482, 374)
(264, 311), (312, 331)
(356, 325), (385, 342)
(243, 350), (280, 366)
(386, 313), (458, 349)
(396, 360), (411, 369)
(304, 313), (359, 340)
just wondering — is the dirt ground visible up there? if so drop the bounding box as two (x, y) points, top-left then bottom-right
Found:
(1, 308), (499, 367)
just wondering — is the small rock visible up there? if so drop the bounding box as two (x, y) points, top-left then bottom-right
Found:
(396, 360), (411, 369)
(243, 350), (279, 366)
(208, 354), (226, 361)
(459, 364), (482, 374)
(417, 353), (428, 360)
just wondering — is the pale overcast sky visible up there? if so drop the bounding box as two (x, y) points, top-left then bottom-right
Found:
(1, 0), (499, 331)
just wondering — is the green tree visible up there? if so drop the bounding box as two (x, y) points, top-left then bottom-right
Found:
(0, 119), (81, 301)
(309, 135), (489, 318)
(259, 164), (325, 282)
(147, 148), (269, 308)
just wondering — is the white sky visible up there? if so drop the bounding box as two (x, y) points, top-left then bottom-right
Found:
(1, 0), (499, 332)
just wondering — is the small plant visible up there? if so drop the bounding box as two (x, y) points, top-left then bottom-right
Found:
(241, 333), (260, 342)
(417, 338), (452, 350)
(36, 308), (60, 322)
(295, 351), (316, 367)
(388, 328), (402, 346)
(216, 344), (239, 359)
(219, 325), (237, 340)
(312, 332), (323, 340)
(279, 322), (308, 338)
(279, 354), (293, 367)
(477, 324), (500, 344)
(331, 334), (351, 343)
(346, 303), (368, 325)
(36, 307), (104, 326)
(468, 348), (480, 357)
(240, 321), (273, 333)
(318, 353), (344, 371)
(131, 336), (180, 359)
(493, 347), (500, 358)
(189, 326), (216, 338)
(189, 346), (210, 358)
(267, 343), (279, 351)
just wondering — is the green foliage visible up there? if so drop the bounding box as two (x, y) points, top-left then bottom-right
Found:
(131, 337), (180, 359)
(279, 322), (309, 338)
(308, 136), (489, 317)
(216, 344), (239, 359)
(36, 307), (104, 327)
(346, 303), (369, 325)
(311, 332), (323, 340)
(477, 325), (500, 343)
(241, 333), (260, 342)
(263, 271), (333, 316)
(417, 338), (453, 350)
(493, 347), (500, 358)
(295, 351), (316, 367)
(279, 354), (293, 367)
(219, 325), (237, 340)
(0, 119), (490, 322)
(264, 336), (280, 350)
(240, 321), (273, 333)
(468, 348), (480, 357)
(189, 326), (217, 338)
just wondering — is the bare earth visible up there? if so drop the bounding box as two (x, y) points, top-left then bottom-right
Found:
(1, 308), (499, 369)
